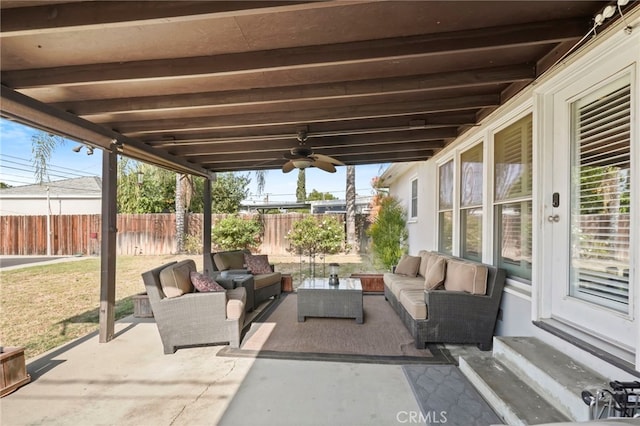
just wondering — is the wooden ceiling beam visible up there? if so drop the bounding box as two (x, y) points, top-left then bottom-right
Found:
(200, 148), (436, 170)
(168, 131), (450, 156)
(2, 19), (584, 88)
(0, 1), (325, 36)
(139, 112), (477, 143)
(198, 149), (434, 170)
(117, 94), (499, 135)
(53, 64), (535, 116)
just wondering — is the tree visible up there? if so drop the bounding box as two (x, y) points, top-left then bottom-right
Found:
(31, 132), (66, 183)
(286, 215), (346, 276)
(307, 189), (337, 201)
(211, 172), (250, 213)
(254, 170), (267, 195)
(0, 182), (11, 189)
(367, 195), (408, 271)
(345, 165), (357, 252)
(296, 168), (306, 202)
(117, 159), (176, 213)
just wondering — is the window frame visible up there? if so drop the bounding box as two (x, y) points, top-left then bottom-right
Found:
(437, 160), (454, 254)
(460, 142), (484, 262)
(492, 113), (533, 283)
(409, 177), (418, 220)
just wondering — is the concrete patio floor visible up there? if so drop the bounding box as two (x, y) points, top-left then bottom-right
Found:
(1, 315), (429, 426)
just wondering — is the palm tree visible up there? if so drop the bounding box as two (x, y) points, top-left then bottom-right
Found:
(345, 165), (357, 252)
(296, 168), (306, 202)
(31, 132), (66, 184)
(175, 174), (191, 253)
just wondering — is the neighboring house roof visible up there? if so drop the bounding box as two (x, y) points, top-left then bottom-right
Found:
(0, 176), (102, 198)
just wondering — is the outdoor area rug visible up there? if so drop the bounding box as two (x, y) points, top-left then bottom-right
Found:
(402, 365), (502, 425)
(217, 293), (454, 364)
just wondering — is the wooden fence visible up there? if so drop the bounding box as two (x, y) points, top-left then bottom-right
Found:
(0, 213), (370, 256)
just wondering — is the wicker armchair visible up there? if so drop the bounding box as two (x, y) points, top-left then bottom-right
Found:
(141, 261), (245, 354)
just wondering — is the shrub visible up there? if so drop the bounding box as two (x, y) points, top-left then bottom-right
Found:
(286, 216), (345, 258)
(366, 196), (408, 270)
(211, 215), (262, 252)
(183, 233), (203, 254)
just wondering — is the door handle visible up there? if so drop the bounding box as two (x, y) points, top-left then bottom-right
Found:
(547, 215), (560, 222)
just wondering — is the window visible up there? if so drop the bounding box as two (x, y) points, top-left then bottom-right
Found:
(410, 178), (418, 219)
(494, 114), (532, 281)
(438, 160), (454, 254)
(460, 143), (483, 261)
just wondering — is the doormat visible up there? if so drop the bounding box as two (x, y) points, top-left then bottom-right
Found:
(402, 365), (502, 425)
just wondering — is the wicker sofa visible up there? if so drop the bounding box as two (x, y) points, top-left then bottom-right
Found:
(141, 260), (246, 354)
(384, 251), (506, 350)
(209, 250), (282, 311)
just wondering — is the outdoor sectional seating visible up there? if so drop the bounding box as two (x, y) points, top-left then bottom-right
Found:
(384, 251), (506, 350)
(209, 250), (282, 311)
(141, 260), (246, 354)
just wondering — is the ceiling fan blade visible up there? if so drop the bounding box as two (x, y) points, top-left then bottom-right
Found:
(312, 153), (344, 166)
(312, 160), (337, 173)
(282, 161), (296, 173)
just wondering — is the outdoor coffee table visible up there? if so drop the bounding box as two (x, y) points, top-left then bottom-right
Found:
(297, 277), (363, 323)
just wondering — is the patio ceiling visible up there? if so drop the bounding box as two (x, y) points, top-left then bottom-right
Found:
(0, 1), (617, 177)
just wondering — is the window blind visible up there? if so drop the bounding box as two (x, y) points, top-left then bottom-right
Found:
(571, 82), (631, 311)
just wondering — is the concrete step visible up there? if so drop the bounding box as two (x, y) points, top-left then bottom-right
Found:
(460, 355), (570, 425)
(493, 336), (610, 421)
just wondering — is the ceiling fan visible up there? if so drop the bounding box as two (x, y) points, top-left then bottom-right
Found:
(282, 130), (344, 173)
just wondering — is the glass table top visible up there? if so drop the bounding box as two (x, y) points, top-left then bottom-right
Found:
(298, 277), (362, 291)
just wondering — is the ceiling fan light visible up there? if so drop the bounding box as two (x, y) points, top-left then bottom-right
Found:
(292, 158), (312, 169)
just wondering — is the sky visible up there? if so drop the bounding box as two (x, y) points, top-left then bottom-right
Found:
(0, 118), (387, 203)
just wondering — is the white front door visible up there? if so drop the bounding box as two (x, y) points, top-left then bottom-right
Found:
(548, 71), (635, 359)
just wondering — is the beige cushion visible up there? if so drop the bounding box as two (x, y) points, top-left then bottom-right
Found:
(383, 272), (398, 292)
(399, 289), (428, 320)
(424, 256), (446, 290)
(418, 250), (430, 277)
(254, 272), (282, 289)
(395, 254), (421, 277)
(444, 259), (488, 295)
(159, 260), (195, 298)
(213, 251), (245, 271)
(226, 299), (244, 320)
(226, 287), (247, 304)
(391, 279), (424, 299)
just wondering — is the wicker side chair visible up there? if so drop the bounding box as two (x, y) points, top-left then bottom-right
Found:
(142, 261), (245, 354)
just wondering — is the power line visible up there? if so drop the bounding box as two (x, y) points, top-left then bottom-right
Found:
(1, 154), (97, 177)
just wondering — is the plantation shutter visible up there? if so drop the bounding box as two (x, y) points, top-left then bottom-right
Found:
(570, 80), (631, 311)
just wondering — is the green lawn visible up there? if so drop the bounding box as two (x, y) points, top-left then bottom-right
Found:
(0, 253), (381, 359)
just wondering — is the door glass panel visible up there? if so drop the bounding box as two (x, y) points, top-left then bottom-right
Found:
(569, 78), (631, 313)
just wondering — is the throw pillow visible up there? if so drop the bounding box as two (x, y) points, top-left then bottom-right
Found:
(424, 257), (446, 290)
(244, 253), (272, 274)
(159, 260), (195, 298)
(394, 254), (421, 277)
(190, 271), (226, 292)
(444, 259), (488, 295)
